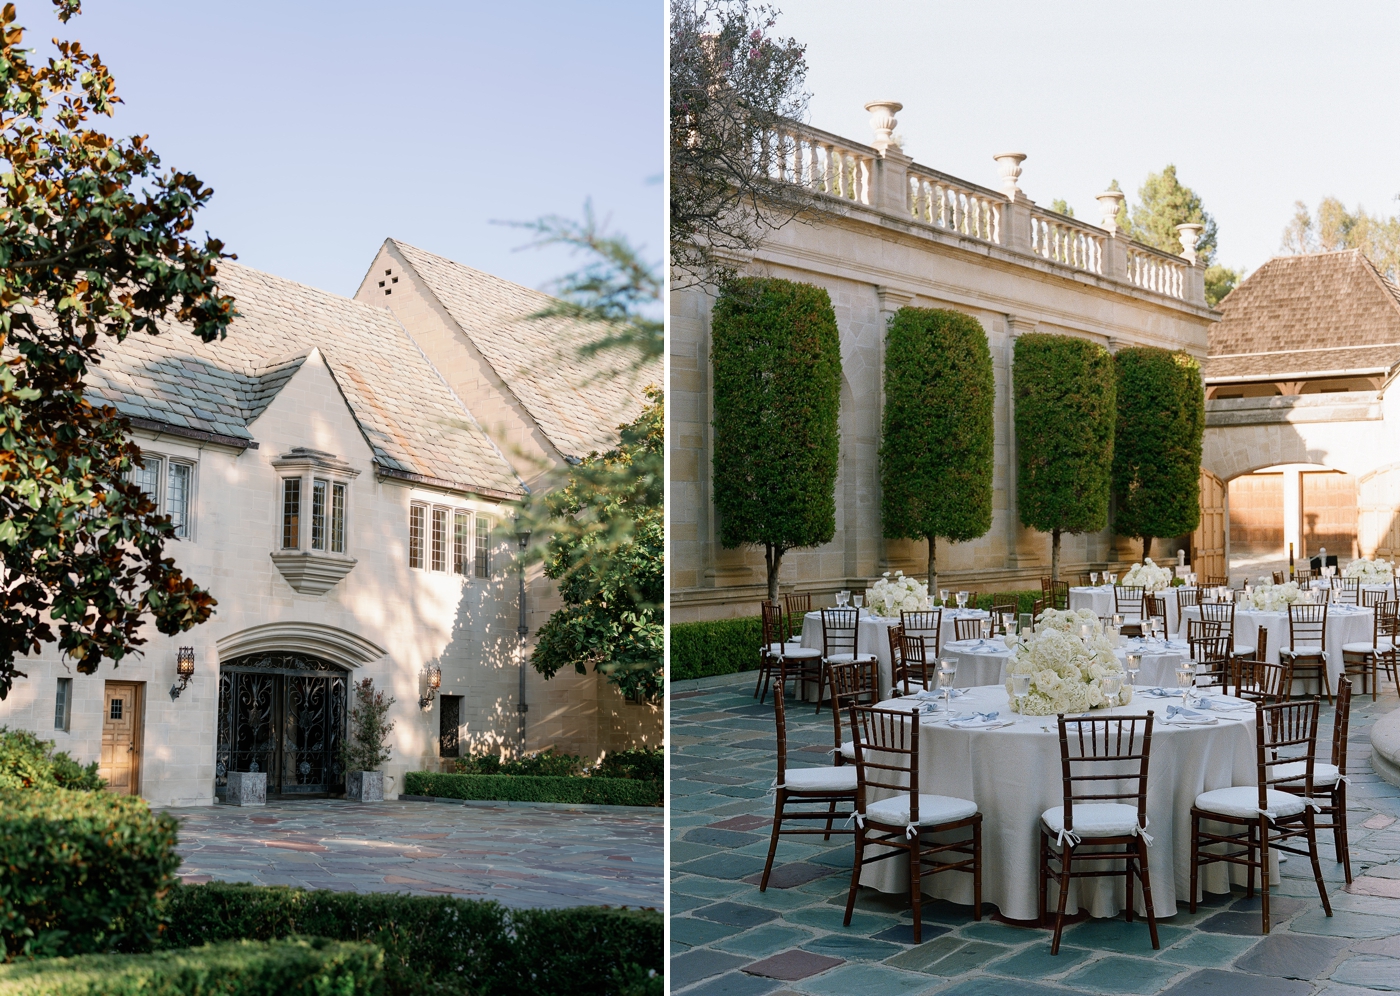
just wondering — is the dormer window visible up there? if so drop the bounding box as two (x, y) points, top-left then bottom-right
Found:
(270, 448), (359, 595)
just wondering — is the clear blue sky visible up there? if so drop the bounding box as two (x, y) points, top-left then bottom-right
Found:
(39, 1), (662, 297)
(780, 0), (1400, 278)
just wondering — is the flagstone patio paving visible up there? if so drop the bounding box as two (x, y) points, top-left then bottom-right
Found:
(671, 675), (1400, 995)
(163, 798), (663, 910)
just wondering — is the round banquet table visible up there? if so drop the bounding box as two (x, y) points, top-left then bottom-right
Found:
(942, 638), (1014, 687)
(1115, 636), (1190, 687)
(856, 685), (1262, 921)
(800, 608), (992, 694)
(1179, 603), (1372, 687)
(1307, 579), (1393, 603)
(1069, 585), (1191, 636)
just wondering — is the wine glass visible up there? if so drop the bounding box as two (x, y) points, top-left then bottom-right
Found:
(939, 588), (949, 608)
(1125, 653), (1142, 687)
(1101, 674), (1123, 709)
(1176, 663), (1196, 706)
(956, 591), (969, 610)
(1090, 571), (1099, 587)
(937, 657), (958, 709)
(1108, 572), (1117, 585)
(836, 590), (850, 608)
(979, 617), (992, 640)
(852, 593), (864, 610)
(1012, 672), (1031, 713)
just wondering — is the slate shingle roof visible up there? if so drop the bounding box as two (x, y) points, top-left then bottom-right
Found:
(389, 240), (660, 459)
(1206, 250), (1400, 381)
(83, 261), (523, 498)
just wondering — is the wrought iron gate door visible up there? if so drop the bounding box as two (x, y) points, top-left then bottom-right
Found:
(216, 653), (348, 798)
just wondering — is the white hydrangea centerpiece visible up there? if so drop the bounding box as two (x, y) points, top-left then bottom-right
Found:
(1245, 580), (1306, 611)
(866, 570), (930, 618)
(1120, 557), (1174, 592)
(1343, 558), (1394, 585)
(1003, 608), (1131, 715)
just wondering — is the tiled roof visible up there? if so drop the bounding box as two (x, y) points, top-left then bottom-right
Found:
(389, 240), (660, 459)
(1206, 250), (1400, 381)
(83, 261), (524, 497)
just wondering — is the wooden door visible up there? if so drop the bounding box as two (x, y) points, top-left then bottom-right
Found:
(1192, 468), (1227, 581)
(100, 681), (143, 795)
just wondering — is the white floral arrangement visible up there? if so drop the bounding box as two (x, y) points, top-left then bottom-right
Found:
(1344, 558), (1394, 585)
(1245, 580), (1307, 611)
(866, 570), (930, 618)
(1002, 608), (1131, 715)
(1120, 558), (1174, 592)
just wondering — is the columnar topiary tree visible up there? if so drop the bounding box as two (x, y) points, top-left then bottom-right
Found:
(1112, 347), (1205, 561)
(1015, 334), (1116, 581)
(880, 307), (994, 593)
(711, 277), (842, 602)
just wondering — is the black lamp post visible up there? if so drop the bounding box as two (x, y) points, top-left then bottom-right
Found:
(170, 646), (195, 701)
(515, 518), (531, 748)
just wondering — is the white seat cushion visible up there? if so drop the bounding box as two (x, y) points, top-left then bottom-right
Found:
(1342, 640), (1393, 654)
(768, 642), (821, 658)
(1280, 647), (1327, 660)
(1195, 785), (1307, 820)
(780, 766), (857, 793)
(1273, 760), (1342, 787)
(839, 740), (855, 760)
(826, 653), (877, 664)
(1041, 803), (1142, 840)
(1232, 644), (1255, 658)
(864, 793), (978, 828)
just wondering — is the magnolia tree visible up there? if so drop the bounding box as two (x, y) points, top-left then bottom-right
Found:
(1015, 334), (1115, 582)
(0, 0), (234, 697)
(880, 308), (994, 593)
(1112, 347), (1204, 562)
(711, 277), (841, 603)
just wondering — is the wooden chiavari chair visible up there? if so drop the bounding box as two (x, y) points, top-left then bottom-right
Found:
(895, 633), (933, 694)
(1228, 657), (1292, 705)
(1272, 570), (1286, 585)
(1362, 587), (1390, 609)
(952, 617), (983, 642)
(1143, 594), (1167, 636)
(990, 593), (1019, 633)
(1278, 677), (1354, 883)
(887, 622), (904, 679)
(1040, 714), (1159, 955)
(758, 601), (822, 704)
(1115, 585), (1146, 623)
(782, 592), (812, 641)
(1281, 603), (1332, 704)
(1199, 601), (1250, 660)
(845, 703), (982, 943)
(1206, 575), (1229, 587)
(1189, 633), (1232, 688)
(827, 658), (879, 767)
(1033, 598), (1047, 623)
(819, 607), (877, 714)
(759, 667), (857, 891)
(1335, 576), (1360, 606)
(1190, 698), (1333, 934)
(1041, 577), (1069, 610)
(1342, 598), (1397, 702)
(900, 609), (942, 656)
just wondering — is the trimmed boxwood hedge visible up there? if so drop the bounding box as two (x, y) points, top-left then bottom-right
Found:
(0, 787), (180, 959)
(402, 772), (661, 807)
(0, 937), (382, 995)
(160, 883), (661, 996)
(671, 615), (762, 681)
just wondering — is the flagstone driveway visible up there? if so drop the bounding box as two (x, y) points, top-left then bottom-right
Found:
(163, 798), (663, 910)
(671, 675), (1400, 995)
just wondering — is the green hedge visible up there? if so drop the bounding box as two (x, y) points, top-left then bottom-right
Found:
(160, 883), (661, 996)
(402, 772), (661, 807)
(0, 728), (102, 793)
(595, 747), (663, 783)
(0, 937), (382, 995)
(0, 788), (180, 959)
(671, 615), (763, 680)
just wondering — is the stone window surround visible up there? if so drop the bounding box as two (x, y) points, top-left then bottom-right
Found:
(128, 448), (198, 541)
(407, 493), (497, 581)
(272, 448), (360, 555)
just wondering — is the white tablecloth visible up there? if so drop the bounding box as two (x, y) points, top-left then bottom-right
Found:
(856, 685), (1260, 921)
(801, 609), (992, 694)
(1179, 604), (1373, 687)
(1070, 585), (1192, 636)
(943, 638), (1014, 687)
(1115, 637), (1189, 687)
(1307, 580), (1393, 604)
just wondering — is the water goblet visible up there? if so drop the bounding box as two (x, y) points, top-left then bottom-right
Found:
(1176, 663), (1196, 706)
(956, 591), (969, 610)
(852, 594), (864, 610)
(937, 660), (957, 709)
(979, 617), (992, 640)
(1108, 572), (1117, 585)
(939, 588), (949, 608)
(1101, 674), (1123, 709)
(1012, 672), (1031, 713)
(836, 589), (850, 608)
(1125, 652), (1142, 687)
(1090, 571), (1099, 586)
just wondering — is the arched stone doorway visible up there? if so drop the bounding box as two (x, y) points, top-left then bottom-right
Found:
(215, 652), (349, 799)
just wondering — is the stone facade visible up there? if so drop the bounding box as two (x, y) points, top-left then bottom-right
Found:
(671, 104), (1218, 622)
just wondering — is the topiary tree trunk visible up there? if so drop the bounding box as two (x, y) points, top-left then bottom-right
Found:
(1015, 334), (1116, 582)
(1112, 347), (1205, 563)
(880, 308), (995, 596)
(711, 278), (841, 602)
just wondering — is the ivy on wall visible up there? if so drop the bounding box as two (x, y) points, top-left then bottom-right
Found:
(711, 277), (841, 602)
(880, 307), (994, 592)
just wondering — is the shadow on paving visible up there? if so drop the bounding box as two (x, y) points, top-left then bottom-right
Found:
(670, 675), (1400, 994)
(163, 797), (663, 910)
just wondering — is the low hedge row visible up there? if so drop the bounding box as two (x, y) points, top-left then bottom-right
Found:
(0, 937), (382, 995)
(670, 591), (1048, 682)
(0, 787), (180, 959)
(161, 883), (661, 996)
(403, 772), (661, 807)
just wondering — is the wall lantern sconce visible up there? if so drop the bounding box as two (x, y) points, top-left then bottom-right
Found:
(170, 646), (195, 701)
(419, 663), (441, 709)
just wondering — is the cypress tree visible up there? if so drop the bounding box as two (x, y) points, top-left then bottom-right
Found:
(880, 307), (994, 593)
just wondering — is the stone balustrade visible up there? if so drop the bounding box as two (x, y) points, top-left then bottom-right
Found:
(759, 104), (1209, 308)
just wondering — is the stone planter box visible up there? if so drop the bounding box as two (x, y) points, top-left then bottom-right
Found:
(225, 771), (266, 806)
(346, 770), (384, 802)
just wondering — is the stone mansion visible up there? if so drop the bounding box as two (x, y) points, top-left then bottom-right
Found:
(0, 243), (659, 807)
